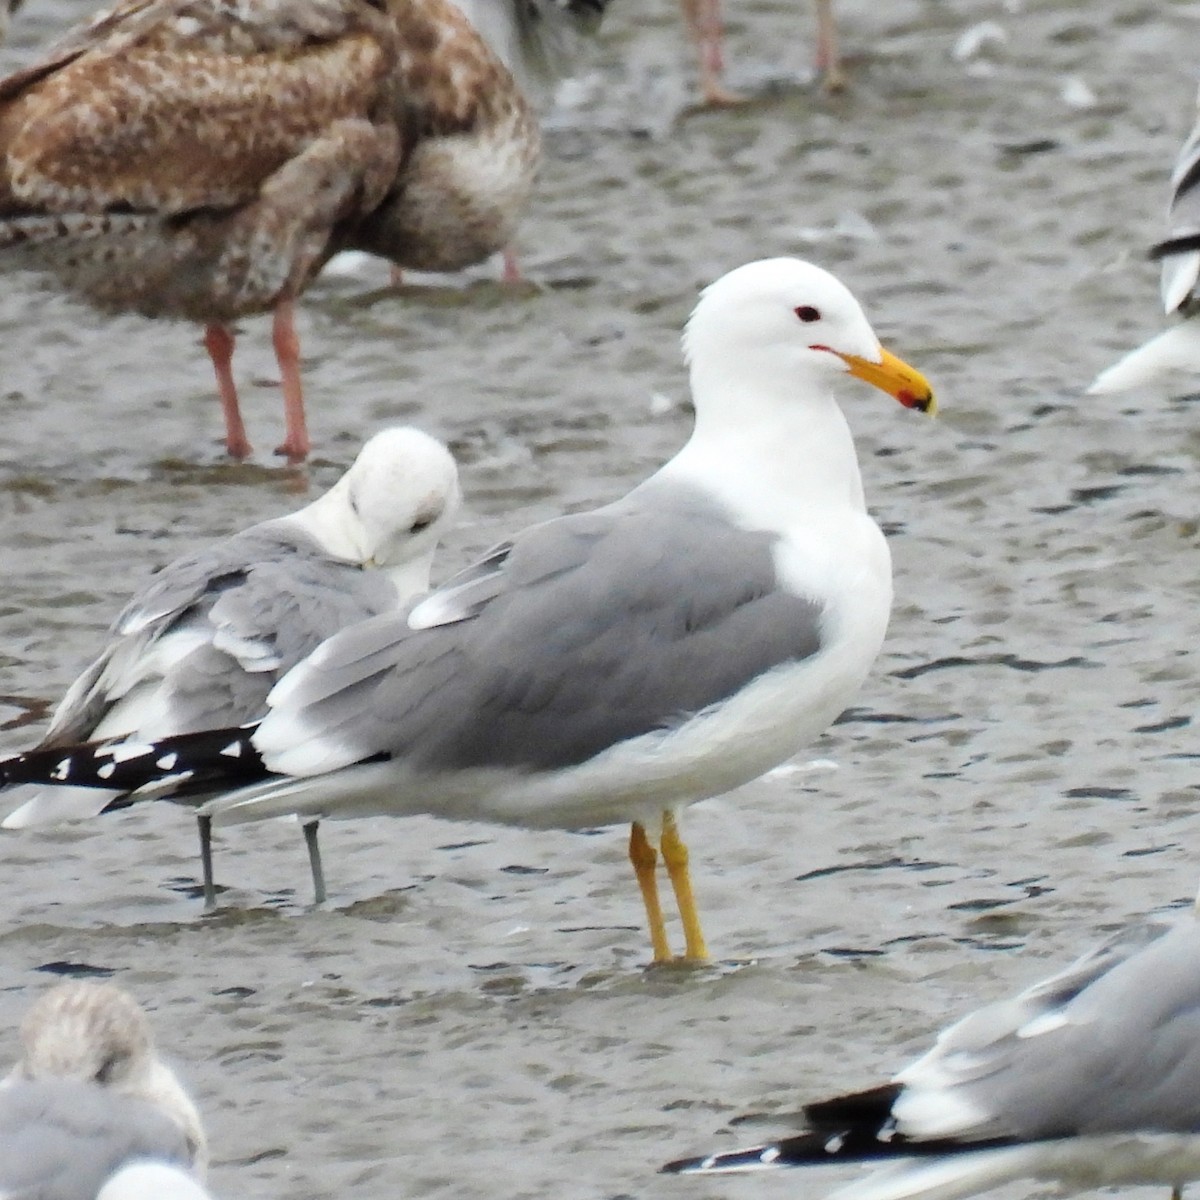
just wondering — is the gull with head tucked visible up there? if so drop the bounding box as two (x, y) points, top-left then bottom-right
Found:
(1, 980), (208, 1199)
(0, 258), (933, 962)
(2, 426), (461, 907)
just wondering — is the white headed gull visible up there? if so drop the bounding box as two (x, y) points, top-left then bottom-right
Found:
(2, 427), (461, 907)
(0, 258), (933, 961)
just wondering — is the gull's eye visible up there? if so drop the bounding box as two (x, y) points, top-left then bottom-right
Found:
(94, 1054), (120, 1084)
(409, 510), (438, 534)
(795, 306), (821, 323)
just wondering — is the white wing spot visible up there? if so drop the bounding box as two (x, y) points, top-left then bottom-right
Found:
(219, 741), (243, 758)
(110, 743), (155, 764)
(51, 758), (71, 781)
(156, 753), (179, 770)
(824, 1135), (844, 1154)
(97, 763), (116, 780)
(762, 1146), (782, 1163)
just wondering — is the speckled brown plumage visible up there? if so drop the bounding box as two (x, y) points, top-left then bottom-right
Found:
(0, 0), (538, 461)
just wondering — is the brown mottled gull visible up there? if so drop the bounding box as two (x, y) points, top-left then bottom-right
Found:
(0, 0), (537, 461)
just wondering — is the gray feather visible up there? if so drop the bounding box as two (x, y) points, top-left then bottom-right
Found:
(899, 914), (1200, 1140)
(42, 523), (398, 747)
(269, 483), (825, 774)
(0, 1079), (191, 1200)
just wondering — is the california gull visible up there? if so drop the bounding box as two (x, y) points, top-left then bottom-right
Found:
(663, 900), (1200, 1200)
(2, 426), (461, 907)
(0, 257), (933, 962)
(1, 980), (208, 1198)
(0, 0), (538, 461)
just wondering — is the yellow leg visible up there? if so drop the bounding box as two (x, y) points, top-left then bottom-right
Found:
(629, 822), (673, 963)
(661, 810), (710, 961)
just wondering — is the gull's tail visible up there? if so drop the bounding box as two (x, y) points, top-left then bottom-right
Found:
(1086, 322), (1200, 393)
(661, 1085), (1031, 1200)
(0, 726), (266, 801)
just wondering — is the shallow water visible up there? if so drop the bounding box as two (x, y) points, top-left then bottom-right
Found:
(2, 0), (1200, 1196)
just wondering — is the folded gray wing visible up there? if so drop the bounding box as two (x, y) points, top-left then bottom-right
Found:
(0, 1079), (191, 1200)
(895, 914), (1200, 1141)
(260, 484), (826, 776)
(42, 524), (398, 746)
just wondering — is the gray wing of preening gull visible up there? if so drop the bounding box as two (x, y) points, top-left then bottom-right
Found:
(258, 480), (825, 780)
(0, 1078), (192, 1200)
(42, 524), (399, 748)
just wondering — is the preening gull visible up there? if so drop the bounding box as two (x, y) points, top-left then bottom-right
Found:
(0, 0), (538, 461)
(2, 426), (461, 907)
(662, 900), (1200, 1200)
(1, 980), (208, 1198)
(1090, 85), (1200, 393)
(0, 257), (933, 962)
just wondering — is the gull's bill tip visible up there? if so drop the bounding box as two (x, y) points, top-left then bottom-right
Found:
(837, 345), (937, 415)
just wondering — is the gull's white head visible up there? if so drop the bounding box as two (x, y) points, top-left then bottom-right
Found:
(7, 981), (208, 1174)
(301, 427), (462, 592)
(683, 258), (935, 414)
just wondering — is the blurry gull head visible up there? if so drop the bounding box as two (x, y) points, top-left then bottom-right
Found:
(1, 979), (208, 1195)
(6, 980), (208, 1175)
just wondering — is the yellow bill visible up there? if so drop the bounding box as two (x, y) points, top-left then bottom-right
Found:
(836, 345), (936, 415)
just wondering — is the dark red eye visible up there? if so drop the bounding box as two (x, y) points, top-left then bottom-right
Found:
(795, 306), (821, 323)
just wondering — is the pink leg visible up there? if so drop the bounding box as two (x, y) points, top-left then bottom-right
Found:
(814, 0), (845, 92)
(203, 322), (252, 460)
(680, 0), (744, 106)
(500, 245), (522, 284)
(271, 299), (310, 463)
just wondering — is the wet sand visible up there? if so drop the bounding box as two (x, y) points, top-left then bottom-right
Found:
(3, 1), (1200, 1197)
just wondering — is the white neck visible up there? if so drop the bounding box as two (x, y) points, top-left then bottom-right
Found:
(379, 556), (436, 602)
(664, 367), (868, 529)
(292, 485), (361, 559)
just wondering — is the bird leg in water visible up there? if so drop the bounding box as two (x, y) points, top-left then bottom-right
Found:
(679, 0), (744, 106)
(272, 299), (310, 464)
(630, 821), (673, 962)
(197, 813), (217, 910)
(661, 809), (709, 961)
(814, 0), (845, 92)
(203, 323), (252, 460)
(303, 818), (326, 905)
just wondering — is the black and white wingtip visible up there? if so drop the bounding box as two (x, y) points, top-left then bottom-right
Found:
(662, 1143), (793, 1174)
(0, 725), (267, 799)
